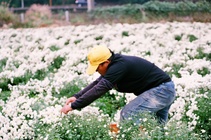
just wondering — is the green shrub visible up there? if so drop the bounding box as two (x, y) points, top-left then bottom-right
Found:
(90, 1), (211, 23)
(0, 5), (15, 26)
(48, 56), (65, 72)
(195, 47), (211, 61)
(0, 70), (32, 92)
(2, 98), (201, 139)
(117, 112), (199, 139)
(121, 0), (150, 4)
(32, 69), (48, 81)
(52, 79), (85, 98)
(90, 4), (143, 20)
(142, 1), (211, 16)
(194, 88), (211, 139)
(95, 92), (127, 117)
(142, 1), (175, 16)
(34, 114), (111, 140)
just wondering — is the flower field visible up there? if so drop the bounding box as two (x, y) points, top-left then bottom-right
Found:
(0, 22), (210, 139)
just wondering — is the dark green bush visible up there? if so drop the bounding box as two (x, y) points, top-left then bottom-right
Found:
(121, 0), (150, 4)
(142, 1), (175, 16)
(90, 1), (211, 22)
(194, 89), (211, 139)
(90, 4), (143, 19)
(142, 0), (211, 16)
(95, 92), (127, 117)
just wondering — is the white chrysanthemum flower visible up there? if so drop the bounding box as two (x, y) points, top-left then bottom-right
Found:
(0, 22), (210, 139)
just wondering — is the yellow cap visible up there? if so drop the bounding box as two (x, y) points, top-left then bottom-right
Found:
(86, 45), (112, 75)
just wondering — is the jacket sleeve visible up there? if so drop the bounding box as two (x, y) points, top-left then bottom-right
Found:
(71, 77), (113, 109)
(73, 76), (102, 99)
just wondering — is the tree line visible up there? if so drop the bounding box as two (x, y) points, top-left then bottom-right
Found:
(0, 0), (207, 8)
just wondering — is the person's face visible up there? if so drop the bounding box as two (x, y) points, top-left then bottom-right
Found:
(96, 60), (110, 76)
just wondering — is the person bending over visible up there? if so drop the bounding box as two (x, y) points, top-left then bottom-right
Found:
(61, 45), (176, 124)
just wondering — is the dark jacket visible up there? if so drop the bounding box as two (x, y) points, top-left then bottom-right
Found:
(71, 53), (171, 109)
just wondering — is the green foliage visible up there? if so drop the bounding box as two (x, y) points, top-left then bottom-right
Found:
(32, 69), (47, 81)
(197, 67), (210, 77)
(0, 78), (9, 91)
(28, 91), (40, 98)
(145, 50), (151, 56)
(122, 31), (129, 37)
(48, 56), (65, 72)
(194, 88), (211, 139)
(118, 119), (141, 139)
(64, 39), (70, 45)
(34, 114), (111, 140)
(0, 91), (10, 102)
(1, 99), (202, 140)
(174, 34), (182, 41)
(53, 79), (85, 98)
(0, 0), (11, 7)
(11, 22), (34, 28)
(0, 5), (15, 26)
(90, 4), (143, 20)
(118, 112), (199, 139)
(142, 1), (175, 16)
(0, 56), (65, 93)
(31, 98), (48, 111)
(121, 0), (150, 4)
(0, 71), (32, 92)
(0, 58), (7, 72)
(49, 45), (60, 51)
(164, 120), (200, 140)
(166, 63), (183, 78)
(95, 35), (103, 40)
(142, 1), (211, 16)
(2, 1), (211, 27)
(195, 47), (211, 61)
(33, 122), (52, 140)
(95, 92), (127, 117)
(89, 1), (211, 23)
(8, 0), (75, 7)
(0, 57), (66, 91)
(188, 34), (198, 42)
(74, 39), (83, 44)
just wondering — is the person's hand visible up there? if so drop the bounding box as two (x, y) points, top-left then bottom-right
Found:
(60, 104), (73, 114)
(65, 97), (77, 105)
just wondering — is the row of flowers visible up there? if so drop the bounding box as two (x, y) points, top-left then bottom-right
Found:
(0, 22), (210, 139)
